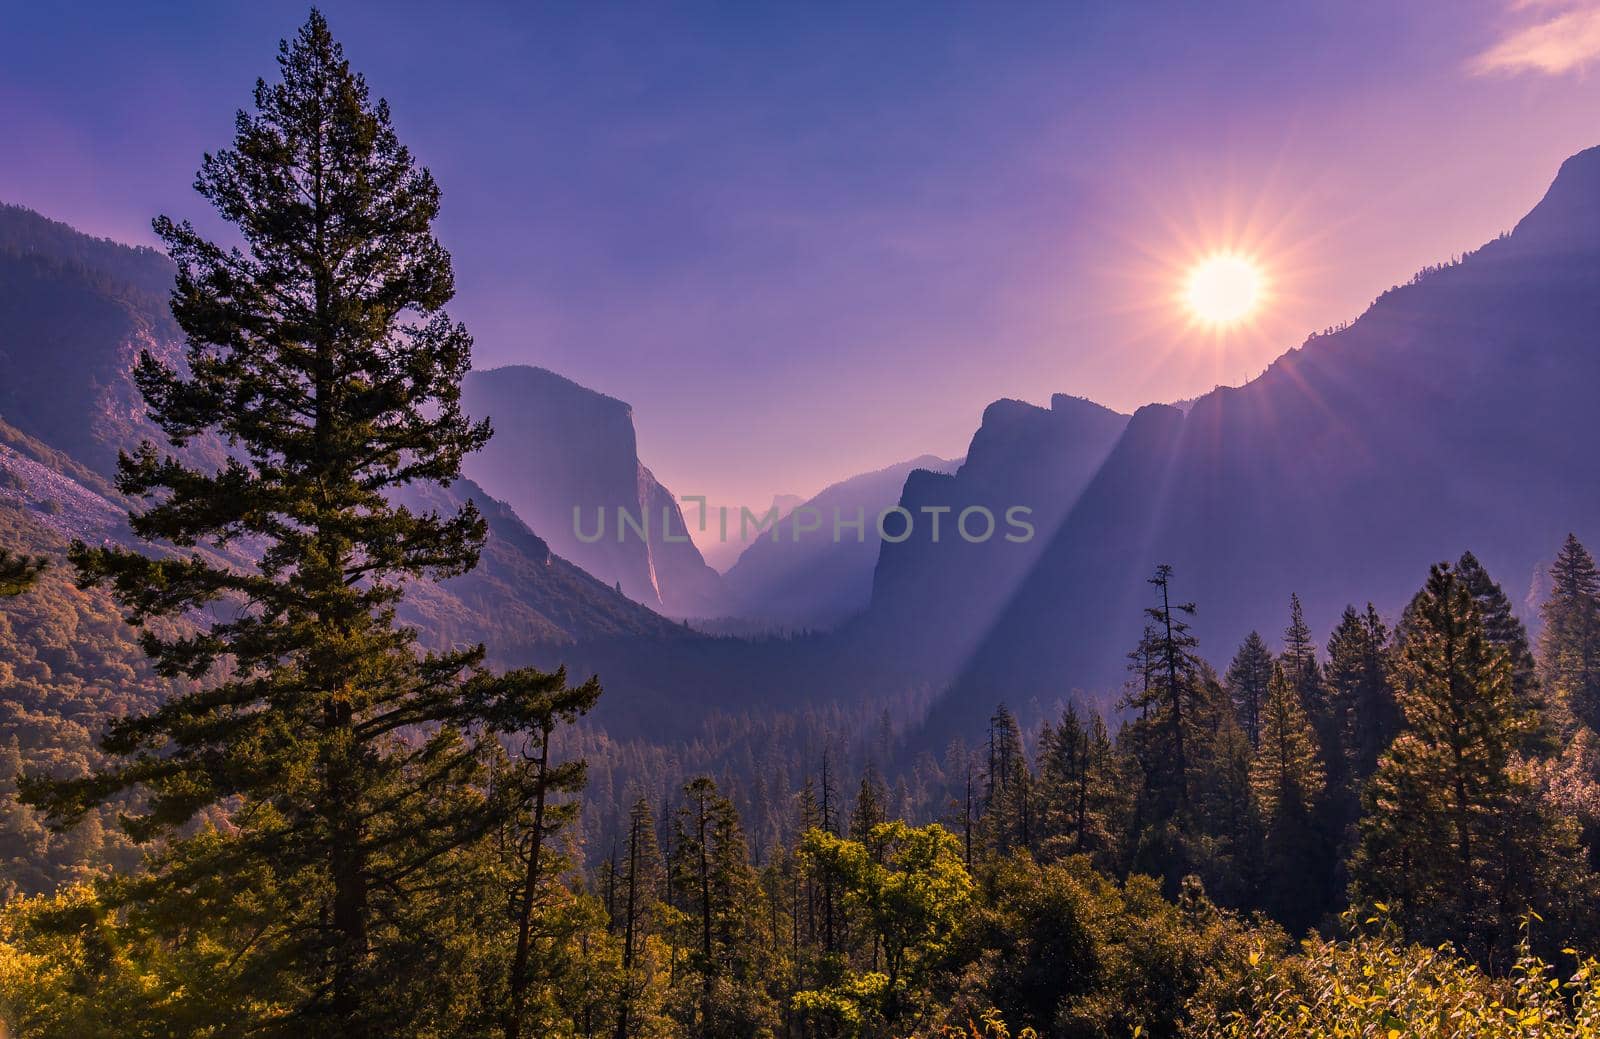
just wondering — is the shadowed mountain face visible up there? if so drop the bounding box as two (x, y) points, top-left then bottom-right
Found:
(721, 454), (960, 629)
(860, 394), (1130, 677)
(460, 366), (725, 617)
(907, 144), (1600, 748)
(0, 205), (226, 477)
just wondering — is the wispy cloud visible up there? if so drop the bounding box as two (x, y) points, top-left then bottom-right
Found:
(1472, 1), (1600, 75)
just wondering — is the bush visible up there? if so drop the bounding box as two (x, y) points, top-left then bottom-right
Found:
(1187, 910), (1600, 1038)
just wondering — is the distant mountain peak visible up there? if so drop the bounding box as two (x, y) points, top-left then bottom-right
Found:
(1506, 143), (1600, 256)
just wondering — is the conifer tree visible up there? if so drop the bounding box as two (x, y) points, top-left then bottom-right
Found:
(1037, 711), (1082, 849)
(983, 704), (1033, 855)
(1350, 562), (1577, 961)
(849, 766), (887, 845)
(1225, 631), (1274, 750)
(817, 746), (840, 954)
(19, 14), (596, 1034)
(1456, 551), (1549, 751)
(1122, 565), (1203, 817)
(1541, 534), (1600, 732)
(0, 548), (45, 597)
(1037, 703), (1127, 864)
(1251, 666), (1324, 889)
(1196, 707), (1261, 907)
(1324, 604), (1399, 789)
(614, 797), (665, 1039)
(503, 670), (602, 1039)
(667, 777), (777, 1038)
(1282, 593), (1328, 723)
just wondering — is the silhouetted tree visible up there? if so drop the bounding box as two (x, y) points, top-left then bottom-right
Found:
(1456, 551), (1549, 752)
(1325, 604), (1398, 790)
(984, 703), (1033, 855)
(1226, 632), (1274, 750)
(1252, 665), (1327, 930)
(1122, 565), (1203, 817)
(1541, 534), (1600, 732)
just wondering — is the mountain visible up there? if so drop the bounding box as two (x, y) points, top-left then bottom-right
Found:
(0, 205), (704, 655)
(859, 393), (1129, 678)
(392, 476), (685, 657)
(701, 493), (804, 572)
(0, 205), (226, 477)
(721, 455), (960, 629)
(460, 366), (725, 617)
(907, 144), (1600, 748)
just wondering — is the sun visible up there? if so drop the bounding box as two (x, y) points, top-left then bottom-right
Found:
(1183, 252), (1266, 327)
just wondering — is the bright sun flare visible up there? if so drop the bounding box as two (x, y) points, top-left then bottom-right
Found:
(1183, 253), (1265, 327)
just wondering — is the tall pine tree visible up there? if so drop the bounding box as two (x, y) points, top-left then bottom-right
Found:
(1037, 703), (1125, 868)
(667, 777), (777, 1038)
(983, 704), (1033, 856)
(1281, 593), (1327, 725)
(20, 14), (595, 1035)
(1541, 534), (1600, 732)
(1456, 551), (1549, 751)
(1251, 664), (1328, 930)
(614, 796), (666, 1039)
(1351, 562), (1578, 962)
(1324, 604), (1398, 789)
(1225, 631), (1274, 750)
(1122, 565), (1203, 818)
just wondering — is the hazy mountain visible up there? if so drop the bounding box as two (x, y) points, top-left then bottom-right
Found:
(0, 206), (701, 658)
(0, 205), (226, 477)
(907, 143), (1600, 748)
(391, 477), (686, 656)
(721, 455), (959, 629)
(460, 366), (725, 617)
(700, 493), (804, 572)
(859, 393), (1130, 677)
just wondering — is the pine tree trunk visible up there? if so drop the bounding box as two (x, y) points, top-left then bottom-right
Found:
(506, 724), (553, 1039)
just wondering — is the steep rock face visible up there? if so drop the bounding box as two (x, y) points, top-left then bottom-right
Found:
(909, 144), (1600, 748)
(638, 464), (726, 616)
(722, 454), (960, 629)
(863, 393), (1129, 674)
(460, 365), (725, 616)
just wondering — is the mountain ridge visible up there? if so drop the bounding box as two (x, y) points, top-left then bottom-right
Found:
(896, 142), (1600, 751)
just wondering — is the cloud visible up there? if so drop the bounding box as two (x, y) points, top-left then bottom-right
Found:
(1471, 2), (1600, 75)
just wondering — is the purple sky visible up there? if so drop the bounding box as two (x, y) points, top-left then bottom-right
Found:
(6, 2), (1600, 531)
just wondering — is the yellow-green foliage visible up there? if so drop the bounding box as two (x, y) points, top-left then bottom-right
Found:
(931, 1007), (1040, 1038)
(1189, 911), (1600, 1038)
(797, 821), (973, 1036)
